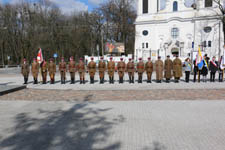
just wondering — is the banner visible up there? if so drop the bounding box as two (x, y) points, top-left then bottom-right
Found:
(105, 42), (125, 53)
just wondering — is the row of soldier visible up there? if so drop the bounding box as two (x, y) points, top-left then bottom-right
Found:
(21, 55), (185, 84)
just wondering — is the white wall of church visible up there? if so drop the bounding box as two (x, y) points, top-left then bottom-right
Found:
(135, 0), (224, 62)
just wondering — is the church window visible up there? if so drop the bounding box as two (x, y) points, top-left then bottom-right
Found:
(205, 0), (213, 7)
(208, 41), (212, 47)
(173, 1), (178, 12)
(143, 0), (148, 14)
(146, 43), (149, 48)
(171, 28), (179, 39)
(203, 41), (207, 47)
(143, 30), (148, 36)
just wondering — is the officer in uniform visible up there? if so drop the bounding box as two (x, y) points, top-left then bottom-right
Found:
(117, 58), (126, 83)
(107, 57), (115, 84)
(155, 56), (164, 83)
(59, 57), (67, 84)
(145, 57), (153, 83)
(137, 58), (145, 83)
(209, 56), (218, 82)
(31, 58), (39, 84)
(21, 58), (30, 84)
(77, 58), (86, 84)
(41, 59), (48, 84)
(164, 55), (173, 83)
(193, 58), (199, 82)
(48, 58), (56, 84)
(88, 57), (96, 84)
(98, 57), (106, 84)
(126, 58), (135, 83)
(173, 55), (183, 83)
(68, 56), (76, 84)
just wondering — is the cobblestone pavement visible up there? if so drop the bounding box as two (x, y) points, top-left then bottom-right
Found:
(0, 100), (225, 150)
(1, 88), (225, 101)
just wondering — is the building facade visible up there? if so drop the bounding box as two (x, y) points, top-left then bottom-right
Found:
(134, 0), (224, 62)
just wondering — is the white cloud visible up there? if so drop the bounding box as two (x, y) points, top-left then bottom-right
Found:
(49, 0), (88, 15)
(88, 0), (105, 6)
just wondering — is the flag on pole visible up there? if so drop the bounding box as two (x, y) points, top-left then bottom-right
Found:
(37, 48), (43, 64)
(196, 46), (203, 70)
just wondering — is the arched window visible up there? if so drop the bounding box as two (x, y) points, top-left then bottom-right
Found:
(143, 0), (148, 14)
(171, 28), (179, 39)
(173, 1), (178, 12)
(205, 0), (212, 7)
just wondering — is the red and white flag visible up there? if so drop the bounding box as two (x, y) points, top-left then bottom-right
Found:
(37, 48), (43, 64)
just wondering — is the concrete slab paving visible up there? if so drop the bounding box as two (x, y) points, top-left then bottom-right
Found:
(0, 100), (225, 150)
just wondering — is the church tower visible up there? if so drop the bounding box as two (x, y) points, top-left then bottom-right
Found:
(137, 0), (160, 15)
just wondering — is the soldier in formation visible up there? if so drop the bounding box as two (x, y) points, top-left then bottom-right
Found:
(59, 57), (67, 84)
(98, 57), (106, 84)
(88, 57), (96, 84)
(41, 59), (48, 84)
(173, 55), (182, 83)
(108, 57), (115, 84)
(137, 58), (145, 83)
(68, 56), (76, 84)
(77, 58), (85, 84)
(145, 57), (153, 83)
(31, 58), (39, 84)
(21, 58), (30, 84)
(164, 55), (173, 83)
(126, 58), (135, 83)
(155, 56), (164, 83)
(48, 58), (56, 84)
(117, 58), (126, 84)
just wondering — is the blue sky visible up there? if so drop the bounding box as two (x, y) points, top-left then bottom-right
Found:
(0, 0), (194, 14)
(0, 0), (107, 13)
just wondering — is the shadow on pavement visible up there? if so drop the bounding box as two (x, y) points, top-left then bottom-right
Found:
(0, 101), (124, 150)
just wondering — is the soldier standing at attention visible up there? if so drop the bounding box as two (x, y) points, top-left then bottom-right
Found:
(173, 55), (183, 83)
(107, 57), (115, 84)
(68, 56), (76, 84)
(31, 58), (39, 84)
(137, 58), (145, 83)
(98, 57), (106, 84)
(59, 57), (67, 84)
(88, 57), (96, 84)
(77, 58), (86, 84)
(41, 59), (48, 84)
(209, 56), (218, 82)
(155, 56), (164, 83)
(193, 58), (199, 82)
(21, 58), (30, 84)
(117, 58), (126, 84)
(126, 58), (135, 83)
(145, 57), (153, 83)
(164, 55), (173, 83)
(48, 58), (56, 84)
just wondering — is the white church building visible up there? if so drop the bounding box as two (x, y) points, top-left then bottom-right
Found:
(134, 0), (224, 62)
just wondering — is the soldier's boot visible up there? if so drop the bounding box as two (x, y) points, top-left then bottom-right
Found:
(138, 76), (140, 83)
(112, 77), (114, 84)
(83, 79), (85, 84)
(35, 79), (38, 84)
(70, 78), (73, 84)
(80, 78), (82, 84)
(122, 77), (124, 83)
(102, 78), (104, 84)
(25, 77), (28, 84)
(129, 76), (131, 83)
(132, 77), (134, 83)
(92, 77), (94, 84)
(23, 77), (26, 84)
(140, 76), (142, 83)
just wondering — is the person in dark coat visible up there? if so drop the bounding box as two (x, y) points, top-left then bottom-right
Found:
(201, 54), (209, 82)
(193, 59), (199, 82)
(209, 56), (218, 82)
